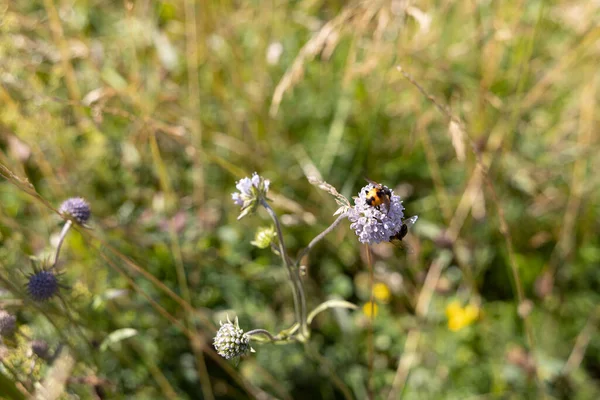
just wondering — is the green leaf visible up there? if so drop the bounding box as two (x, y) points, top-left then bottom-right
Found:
(0, 370), (26, 400)
(99, 328), (138, 352)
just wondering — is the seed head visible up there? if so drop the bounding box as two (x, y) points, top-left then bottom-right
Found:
(231, 173), (270, 220)
(347, 183), (406, 244)
(0, 310), (16, 337)
(213, 316), (252, 359)
(27, 270), (59, 302)
(59, 197), (91, 225)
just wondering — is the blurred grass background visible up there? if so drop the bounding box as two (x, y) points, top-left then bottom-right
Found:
(1, 0), (599, 399)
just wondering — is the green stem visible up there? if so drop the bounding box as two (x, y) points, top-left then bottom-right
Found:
(246, 329), (277, 341)
(260, 199), (308, 339)
(52, 220), (72, 268)
(295, 213), (346, 267)
(307, 299), (357, 324)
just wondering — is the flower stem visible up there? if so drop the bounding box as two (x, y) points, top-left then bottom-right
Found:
(246, 329), (277, 341)
(52, 220), (72, 268)
(295, 213), (346, 267)
(366, 244), (375, 400)
(260, 199), (308, 339)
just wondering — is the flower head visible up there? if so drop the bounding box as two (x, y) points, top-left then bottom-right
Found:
(231, 173), (270, 219)
(373, 283), (392, 304)
(59, 197), (91, 225)
(31, 340), (50, 360)
(0, 310), (16, 336)
(347, 183), (407, 244)
(213, 316), (252, 359)
(362, 301), (379, 318)
(446, 300), (479, 332)
(27, 270), (59, 302)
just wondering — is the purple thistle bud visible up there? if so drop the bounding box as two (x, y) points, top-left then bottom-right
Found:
(0, 310), (16, 336)
(59, 197), (91, 225)
(31, 340), (50, 360)
(27, 270), (59, 302)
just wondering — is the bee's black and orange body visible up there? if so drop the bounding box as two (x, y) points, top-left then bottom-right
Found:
(364, 178), (392, 212)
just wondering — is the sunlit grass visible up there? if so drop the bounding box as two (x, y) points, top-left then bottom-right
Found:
(1, 0), (599, 399)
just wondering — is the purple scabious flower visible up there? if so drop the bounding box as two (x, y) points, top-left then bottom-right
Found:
(27, 270), (59, 302)
(347, 183), (406, 244)
(213, 316), (252, 359)
(0, 310), (17, 336)
(231, 172), (270, 219)
(59, 197), (91, 225)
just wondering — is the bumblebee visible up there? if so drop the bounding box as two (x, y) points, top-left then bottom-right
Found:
(364, 178), (392, 212)
(389, 216), (418, 250)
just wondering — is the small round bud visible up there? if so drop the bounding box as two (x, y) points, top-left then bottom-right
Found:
(0, 310), (16, 336)
(59, 197), (91, 225)
(213, 316), (251, 359)
(250, 226), (276, 249)
(31, 340), (50, 360)
(27, 270), (59, 302)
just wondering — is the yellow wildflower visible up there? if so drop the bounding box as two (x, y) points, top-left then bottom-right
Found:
(363, 301), (379, 318)
(373, 283), (392, 304)
(446, 300), (479, 332)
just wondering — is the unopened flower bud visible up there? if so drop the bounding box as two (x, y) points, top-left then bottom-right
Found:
(213, 316), (252, 359)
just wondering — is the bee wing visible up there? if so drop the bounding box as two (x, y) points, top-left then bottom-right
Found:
(391, 239), (414, 253)
(364, 177), (379, 186)
(403, 216), (418, 229)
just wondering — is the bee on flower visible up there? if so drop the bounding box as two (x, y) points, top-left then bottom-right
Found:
(347, 179), (417, 245)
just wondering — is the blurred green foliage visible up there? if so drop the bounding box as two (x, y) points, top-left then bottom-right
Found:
(1, 0), (599, 399)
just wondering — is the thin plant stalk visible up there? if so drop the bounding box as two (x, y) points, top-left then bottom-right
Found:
(246, 329), (277, 341)
(295, 213), (346, 266)
(366, 244), (374, 400)
(260, 199), (308, 339)
(52, 220), (72, 268)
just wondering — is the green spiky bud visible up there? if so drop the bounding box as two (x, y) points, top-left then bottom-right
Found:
(213, 316), (253, 359)
(250, 226), (276, 249)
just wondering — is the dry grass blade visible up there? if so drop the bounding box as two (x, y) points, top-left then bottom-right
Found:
(270, 6), (357, 117)
(307, 176), (351, 209)
(563, 305), (600, 375)
(34, 347), (75, 400)
(449, 120), (466, 162)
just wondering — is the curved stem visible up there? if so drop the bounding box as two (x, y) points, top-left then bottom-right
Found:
(307, 299), (357, 324)
(246, 329), (277, 341)
(260, 199), (307, 338)
(295, 213), (346, 267)
(52, 220), (72, 268)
